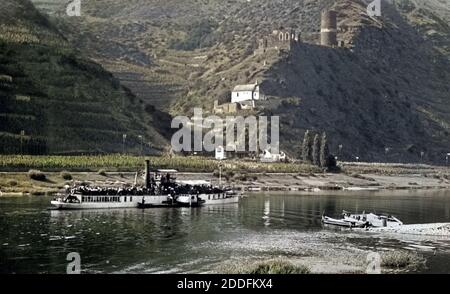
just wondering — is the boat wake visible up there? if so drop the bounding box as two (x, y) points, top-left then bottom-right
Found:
(361, 223), (450, 237)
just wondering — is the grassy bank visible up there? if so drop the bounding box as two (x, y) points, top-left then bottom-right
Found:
(219, 259), (311, 274)
(0, 155), (321, 173)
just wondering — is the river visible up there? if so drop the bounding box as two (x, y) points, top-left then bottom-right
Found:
(1, 190), (450, 274)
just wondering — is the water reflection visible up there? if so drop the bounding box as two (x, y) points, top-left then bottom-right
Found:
(263, 198), (270, 227)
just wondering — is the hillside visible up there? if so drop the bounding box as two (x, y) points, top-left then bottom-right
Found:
(30, 0), (253, 110)
(256, 0), (450, 163)
(0, 0), (171, 155)
(29, 0), (450, 163)
(397, 0), (450, 57)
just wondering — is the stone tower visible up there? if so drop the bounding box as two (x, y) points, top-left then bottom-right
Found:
(320, 10), (338, 47)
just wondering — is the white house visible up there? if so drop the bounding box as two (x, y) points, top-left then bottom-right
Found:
(215, 146), (226, 160)
(260, 149), (287, 163)
(231, 81), (264, 103)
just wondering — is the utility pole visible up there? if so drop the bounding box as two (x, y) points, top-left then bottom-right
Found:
(20, 130), (25, 156)
(122, 134), (127, 155)
(138, 135), (143, 156)
(385, 147), (390, 163)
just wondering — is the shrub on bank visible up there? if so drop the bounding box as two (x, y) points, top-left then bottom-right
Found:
(381, 251), (425, 270)
(60, 171), (72, 180)
(248, 260), (310, 274)
(7, 180), (18, 186)
(98, 169), (107, 176)
(28, 170), (46, 181)
(220, 259), (310, 274)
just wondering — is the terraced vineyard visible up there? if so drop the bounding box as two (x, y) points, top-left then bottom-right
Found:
(0, 0), (169, 155)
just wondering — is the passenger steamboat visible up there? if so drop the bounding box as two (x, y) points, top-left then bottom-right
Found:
(51, 160), (242, 210)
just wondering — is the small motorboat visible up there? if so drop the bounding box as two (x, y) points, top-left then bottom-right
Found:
(138, 195), (178, 209)
(322, 211), (403, 228)
(138, 202), (154, 209)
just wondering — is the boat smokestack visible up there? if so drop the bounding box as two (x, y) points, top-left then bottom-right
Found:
(144, 159), (150, 188)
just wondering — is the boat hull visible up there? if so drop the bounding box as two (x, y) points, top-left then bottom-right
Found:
(51, 195), (172, 210)
(202, 196), (240, 205)
(199, 193), (242, 205)
(322, 216), (368, 228)
(51, 192), (243, 210)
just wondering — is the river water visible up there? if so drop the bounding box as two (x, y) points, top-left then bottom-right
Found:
(1, 190), (450, 274)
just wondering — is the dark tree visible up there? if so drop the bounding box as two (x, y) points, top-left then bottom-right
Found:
(217, 90), (231, 104)
(312, 133), (321, 166)
(327, 155), (338, 170)
(320, 132), (330, 168)
(301, 130), (312, 163)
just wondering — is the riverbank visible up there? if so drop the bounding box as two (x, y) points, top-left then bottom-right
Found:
(217, 250), (427, 274)
(1, 165), (449, 195)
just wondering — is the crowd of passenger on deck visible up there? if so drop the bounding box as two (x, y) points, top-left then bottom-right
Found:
(72, 185), (155, 196)
(62, 170), (227, 197)
(69, 182), (225, 197)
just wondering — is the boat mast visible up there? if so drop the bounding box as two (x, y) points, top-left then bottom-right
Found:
(218, 162), (223, 188)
